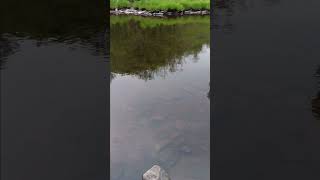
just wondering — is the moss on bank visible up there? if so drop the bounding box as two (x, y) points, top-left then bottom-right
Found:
(110, 0), (210, 11)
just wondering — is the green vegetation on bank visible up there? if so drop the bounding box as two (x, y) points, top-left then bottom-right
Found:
(110, 0), (210, 11)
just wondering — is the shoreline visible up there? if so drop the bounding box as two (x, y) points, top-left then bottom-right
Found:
(110, 8), (210, 17)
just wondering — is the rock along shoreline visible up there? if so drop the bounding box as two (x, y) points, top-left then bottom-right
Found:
(110, 8), (210, 17)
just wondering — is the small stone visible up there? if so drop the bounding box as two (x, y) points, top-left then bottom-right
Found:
(200, 145), (209, 152)
(153, 12), (164, 17)
(180, 145), (192, 154)
(158, 147), (180, 168)
(142, 165), (170, 180)
(111, 163), (125, 180)
(151, 115), (164, 121)
(202, 10), (210, 15)
(175, 119), (187, 130)
(112, 137), (120, 144)
(127, 106), (134, 111)
(154, 132), (181, 152)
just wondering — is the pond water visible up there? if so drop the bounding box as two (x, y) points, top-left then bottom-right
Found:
(213, 0), (320, 179)
(0, 1), (108, 180)
(110, 16), (210, 180)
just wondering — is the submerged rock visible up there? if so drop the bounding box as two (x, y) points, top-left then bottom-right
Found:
(158, 147), (180, 168)
(111, 163), (125, 180)
(154, 132), (182, 152)
(175, 119), (188, 130)
(142, 165), (170, 180)
(180, 145), (192, 154)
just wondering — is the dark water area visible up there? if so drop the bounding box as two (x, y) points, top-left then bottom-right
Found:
(110, 16), (210, 180)
(213, 0), (320, 179)
(0, 1), (109, 180)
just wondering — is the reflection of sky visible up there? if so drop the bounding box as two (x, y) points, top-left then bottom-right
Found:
(111, 46), (210, 180)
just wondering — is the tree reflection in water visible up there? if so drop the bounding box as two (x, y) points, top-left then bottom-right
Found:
(110, 16), (210, 80)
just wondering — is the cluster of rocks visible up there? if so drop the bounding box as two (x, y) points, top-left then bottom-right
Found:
(110, 8), (210, 17)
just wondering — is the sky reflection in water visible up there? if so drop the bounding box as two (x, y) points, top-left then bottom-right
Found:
(110, 16), (210, 180)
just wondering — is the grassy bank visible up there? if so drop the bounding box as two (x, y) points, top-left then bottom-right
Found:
(110, 0), (210, 11)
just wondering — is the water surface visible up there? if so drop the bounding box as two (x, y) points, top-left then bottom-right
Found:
(110, 16), (210, 180)
(0, 1), (108, 180)
(213, 0), (320, 179)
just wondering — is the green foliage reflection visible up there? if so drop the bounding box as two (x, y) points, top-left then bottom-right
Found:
(110, 16), (209, 80)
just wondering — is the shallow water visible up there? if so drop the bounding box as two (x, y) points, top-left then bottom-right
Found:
(110, 16), (210, 180)
(0, 1), (108, 180)
(213, 0), (320, 179)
